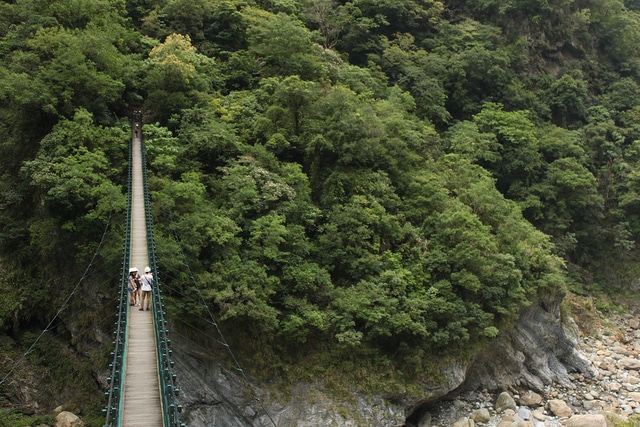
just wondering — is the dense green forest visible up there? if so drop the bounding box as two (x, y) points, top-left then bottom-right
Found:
(1, 0), (640, 423)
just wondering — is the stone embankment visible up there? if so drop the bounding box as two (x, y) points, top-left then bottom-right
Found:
(425, 313), (640, 427)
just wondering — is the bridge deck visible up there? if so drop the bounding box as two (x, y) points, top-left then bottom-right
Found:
(121, 131), (163, 426)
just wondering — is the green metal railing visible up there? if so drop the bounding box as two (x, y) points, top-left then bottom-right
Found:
(140, 132), (184, 427)
(103, 135), (134, 426)
(103, 125), (184, 427)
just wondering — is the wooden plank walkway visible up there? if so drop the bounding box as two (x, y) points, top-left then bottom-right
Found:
(121, 129), (164, 426)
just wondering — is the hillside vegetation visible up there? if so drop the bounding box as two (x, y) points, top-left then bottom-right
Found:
(1, 0), (640, 423)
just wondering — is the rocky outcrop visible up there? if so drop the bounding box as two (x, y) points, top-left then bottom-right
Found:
(171, 291), (601, 426)
(460, 292), (594, 394)
(173, 337), (413, 426)
(173, 347), (256, 426)
(420, 307), (640, 427)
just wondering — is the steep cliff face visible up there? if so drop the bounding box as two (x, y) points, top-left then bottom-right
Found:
(172, 334), (421, 426)
(172, 291), (593, 426)
(459, 291), (594, 393)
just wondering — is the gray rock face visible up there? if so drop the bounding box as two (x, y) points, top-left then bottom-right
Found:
(460, 292), (594, 393)
(172, 345), (257, 427)
(171, 291), (591, 426)
(173, 334), (413, 426)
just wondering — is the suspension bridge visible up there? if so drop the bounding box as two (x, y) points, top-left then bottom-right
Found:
(0, 113), (276, 426)
(103, 117), (184, 427)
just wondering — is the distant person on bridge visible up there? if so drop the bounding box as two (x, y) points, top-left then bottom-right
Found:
(127, 267), (140, 306)
(134, 122), (140, 137)
(139, 267), (153, 311)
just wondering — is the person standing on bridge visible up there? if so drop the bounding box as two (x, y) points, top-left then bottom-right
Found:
(139, 267), (153, 311)
(127, 267), (140, 306)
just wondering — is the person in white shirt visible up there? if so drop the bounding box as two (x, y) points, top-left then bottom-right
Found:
(139, 267), (153, 311)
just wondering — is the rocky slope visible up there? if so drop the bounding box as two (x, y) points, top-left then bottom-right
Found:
(173, 291), (632, 426)
(44, 292), (640, 427)
(423, 307), (640, 427)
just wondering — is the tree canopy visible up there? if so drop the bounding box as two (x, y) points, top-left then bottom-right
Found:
(2, 0), (640, 420)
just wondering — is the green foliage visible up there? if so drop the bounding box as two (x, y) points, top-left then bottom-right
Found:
(545, 72), (589, 127)
(245, 10), (328, 80)
(377, 33), (450, 124)
(4, 0), (640, 413)
(614, 414), (640, 427)
(0, 409), (55, 427)
(143, 33), (218, 121)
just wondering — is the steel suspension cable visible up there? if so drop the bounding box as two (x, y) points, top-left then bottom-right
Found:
(166, 209), (277, 427)
(0, 198), (115, 388)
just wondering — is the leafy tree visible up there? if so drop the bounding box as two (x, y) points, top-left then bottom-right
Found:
(0, 109), (126, 345)
(253, 76), (321, 158)
(21, 109), (126, 223)
(143, 33), (217, 121)
(302, 83), (432, 201)
(544, 71), (589, 127)
(588, 0), (640, 72)
(336, 0), (443, 64)
(245, 10), (327, 80)
(23, 26), (128, 118)
(215, 154), (295, 224)
(301, 0), (351, 49)
(402, 155), (565, 344)
(527, 157), (603, 239)
(175, 107), (244, 174)
(142, 123), (186, 177)
(145, 0), (248, 58)
(317, 190), (405, 283)
(421, 18), (521, 120)
(40, 0), (127, 29)
(377, 33), (450, 124)
(600, 77), (640, 115)
(444, 120), (500, 164)
(470, 102), (544, 199)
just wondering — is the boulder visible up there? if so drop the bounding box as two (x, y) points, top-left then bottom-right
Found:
(563, 414), (607, 427)
(495, 392), (517, 413)
(417, 411), (431, 427)
(471, 408), (491, 423)
(55, 411), (84, 427)
(596, 410), (627, 427)
(452, 417), (472, 427)
(517, 407), (532, 420)
(548, 400), (573, 418)
(519, 391), (543, 407)
(532, 408), (546, 421)
(618, 358), (640, 370)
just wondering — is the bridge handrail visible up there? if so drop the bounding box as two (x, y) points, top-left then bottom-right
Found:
(140, 131), (184, 427)
(103, 133), (134, 426)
